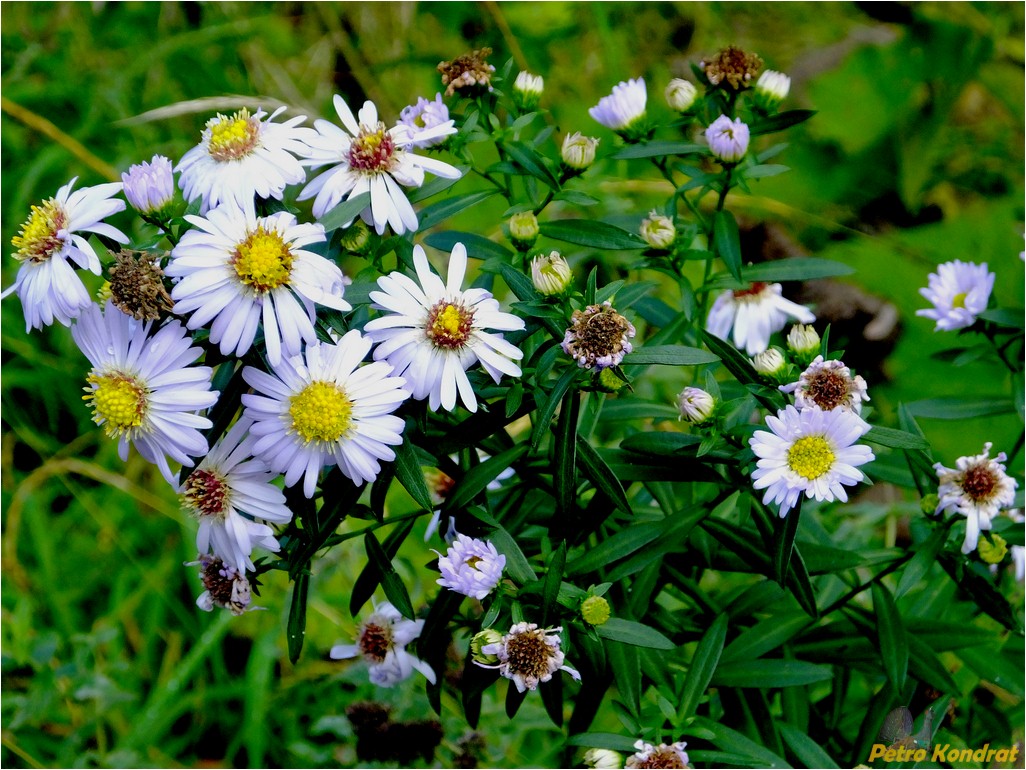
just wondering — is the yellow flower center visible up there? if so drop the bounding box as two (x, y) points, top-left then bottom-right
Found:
(289, 381), (353, 444)
(951, 292), (968, 309)
(233, 227), (293, 293)
(465, 555), (483, 570)
(425, 301), (474, 349)
(12, 199), (66, 262)
(206, 109), (261, 162)
(787, 435), (835, 480)
(84, 372), (148, 438)
(349, 124), (396, 173)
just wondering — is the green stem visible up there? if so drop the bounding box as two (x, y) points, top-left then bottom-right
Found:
(817, 551), (915, 618)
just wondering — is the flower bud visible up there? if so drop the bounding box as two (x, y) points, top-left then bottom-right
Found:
(597, 366), (629, 393)
(531, 251), (572, 296)
(705, 115), (750, 164)
(920, 493), (940, 516)
(470, 629), (503, 665)
(787, 323), (821, 363)
(121, 155), (175, 217)
(665, 78), (698, 113)
(581, 595), (611, 626)
(640, 210), (676, 250)
(677, 387), (715, 424)
(509, 211), (540, 251)
(978, 534), (1008, 565)
(512, 71), (544, 111)
(753, 69), (790, 112)
(561, 132), (600, 171)
(752, 348), (786, 377)
(338, 220), (371, 254)
(584, 748), (624, 769)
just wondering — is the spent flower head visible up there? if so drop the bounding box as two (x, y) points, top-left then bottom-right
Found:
(330, 601), (436, 688)
(474, 622), (581, 693)
(563, 302), (636, 371)
(933, 443), (1018, 554)
(626, 741), (691, 769)
(781, 356), (870, 415)
(438, 48), (496, 98)
(188, 554), (255, 615)
(122, 155), (175, 216)
(107, 250), (173, 322)
(701, 45), (763, 90)
(665, 78), (698, 112)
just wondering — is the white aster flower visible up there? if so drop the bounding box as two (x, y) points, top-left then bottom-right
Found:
(398, 93), (454, 149)
(3, 178), (128, 331)
(179, 417), (293, 572)
(166, 205), (350, 366)
(435, 533), (506, 600)
(176, 106), (314, 217)
(626, 740), (691, 769)
(299, 95), (460, 235)
(330, 601), (436, 687)
(364, 243), (525, 413)
(122, 155), (176, 216)
(475, 621), (581, 693)
(72, 301), (218, 483)
(780, 355), (870, 415)
(241, 331), (410, 498)
(590, 77), (647, 133)
(707, 281), (816, 356)
(706, 114), (750, 163)
(677, 386), (715, 424)
(750, 404), (875, 517)
(933, 443), (1018, 554)
(187, 554), (257, 615)
(916, 260), (994, 332)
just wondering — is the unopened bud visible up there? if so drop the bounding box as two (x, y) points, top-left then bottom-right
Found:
(584, 748), (624, 769)
(978, 534), (1008, 565)
(665, 78), (698, 113)
(338, 220), (371, 254)
(787, 323), (821, 362)
(512, 71), (544, 111)
(470, 629), (503, 665)
(677, 387), (715, 424)
(597, 366), (629, 393)
(509, 211), (540, 251)
(752, 348), (786, 377)
(640, 210), (676, 250)
(561, 132), (600, 171)
(753, 69), (790, 112)
(581, 595), (611, 626)
(531, 251), (572, 296)
(920, 493), (940, 516)
(706, 115), (750, 163)
(122, 155), (175, 217)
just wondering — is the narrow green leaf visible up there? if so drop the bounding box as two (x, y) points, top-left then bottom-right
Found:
(906, 396), (1015, 420)
(566, 521), (663, 575)
(554, 391), (580, 515)
(350, 517), (417, 617)
(423, 230), (514, 261)
(907, 634), (960, 693)
(531, 367), (578, 451)
(680, 614), (728, 720)
(721, 613), (811, 663)
(743, 163), (790, 179)
(689, 717), (792, 768)
(504, 140), (561, 189)
(701, 330), (761, 386)
(978, 308), (1025, 328)
(778, 723), (839, 768)
(775, 498), (802, 586)
(287, 571), (310, 664)
(713, 210), (743, 282)
(710, 659), (833, 688)
(872, 583), (908, 693)
(749, 109), (816, 136)
(541, 542), (568, 627)
(392, 438), (434, 511)
(417, 189), (498, 231)
(365, 532), (414, 618)
(499, 262), (541, 301)
(566, 733), (641, 752)
(596, 618), (675, 649)
(539, 219), (649, 250)
(445, 445), (529, 512)
(585, 266), (598, 304)
(576, 436), (632, 514)
(595, 279), (626, 305)
(865, 426), (931, 450)
(469, 508), (538, 584)
(607, 641), (641, 714)
(317, 192), (371, 231)
(627, 345), (720, 366)
(505, 682), (528, 718)
(704, 258), (856, 288)
(609, 140), (705, 159)
(895, 525), (947, 597)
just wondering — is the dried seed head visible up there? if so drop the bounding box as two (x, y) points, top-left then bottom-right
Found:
(438, 48), (496, 98)
(701, 45), (763, 90)
(108, 250), (174, 321)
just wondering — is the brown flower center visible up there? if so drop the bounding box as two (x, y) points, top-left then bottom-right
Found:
(732, 281), (769, 301)
(504, 628), (552, 680)
(962, 465), (998, 502)
(567, 304), (632, 360)
(182, 469), (231, 519)
(637, 747), (688, 769)
(701, 45), (763, 90)
(349, 124), (396, 173)
(359, 622), (393, 663)
(201, 557), (237, 605)
(804, 369), (850, 411)
(438, 47), (495, 98)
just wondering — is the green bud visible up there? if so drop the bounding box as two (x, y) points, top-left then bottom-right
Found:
(581, 595), (611, 626)
(470, 629), (503, 665)
(920, 494), (940, 516)
(978, 534), (1008, 564)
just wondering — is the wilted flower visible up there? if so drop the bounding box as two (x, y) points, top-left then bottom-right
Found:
(640, 210), (676, 250)
(562, 302), (636, 371)
(665, 78), (698, 112)
(781, 356), (870, 415)
(512, 71), (544, 111)
(107, 250), (173, 321)
(677, 387), (716, 424)
(122, 155), (175, 216)
(438, 48), (496, 98)
(701, 45), (763, 90)
(752, 348), (787, 377)
(580, 595), (611, 626)
(585, 748), (625, 769)
(331, 602), (435, 688)
(590, 78), (647, 135)
(531, 251), (572, 296)
(707, 282), (816, 356)
(474, 622), (581, 692)
(750, 404), (875, 517)
(435, 533), (506, 600)
(188, 554), (256, 615)
(754, 69), (791, 111)
(916, 260), (994, 332)
(706, 114), (750, 163)
(509, 211), (540, 250)
(626, 740), (691, 769)
(398, 93), (453, 149)
(561, 132), (600, 171)
(933, 443), (1018, 554)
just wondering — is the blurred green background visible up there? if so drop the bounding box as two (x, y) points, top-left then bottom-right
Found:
(2, 2), (1023, 767)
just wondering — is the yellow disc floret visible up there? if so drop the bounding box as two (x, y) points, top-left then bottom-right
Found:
(84, 372), (148, 438)
(951, 292), (968, 309)
(787, 435), (835, 480)
(233, 226), (294, 293)
(206, 109), (261, 162)
(289, 381), (353, 443)
(425, 301), (474, 349)
(12, 199), (66, 262)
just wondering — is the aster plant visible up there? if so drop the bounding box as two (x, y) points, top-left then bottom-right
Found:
(3, 36), (1023, 770)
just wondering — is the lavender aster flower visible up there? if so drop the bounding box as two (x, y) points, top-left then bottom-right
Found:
(706, 114), (750, 163)
(589, 78), (647, 133)
(122, 155), (176, 216)
(916, 260), (994, 331)
(435, 533), (506, 599)
(398, 93), (454, 149)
